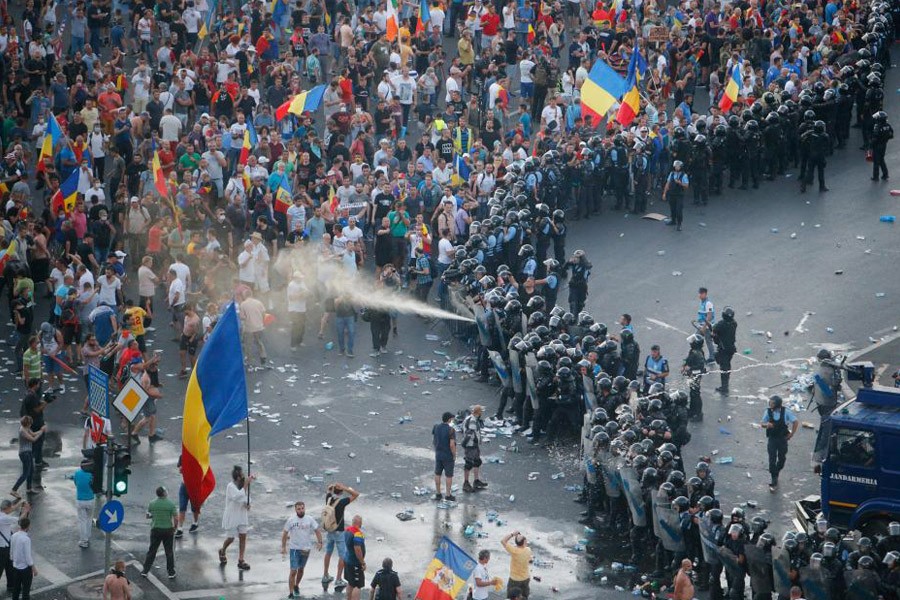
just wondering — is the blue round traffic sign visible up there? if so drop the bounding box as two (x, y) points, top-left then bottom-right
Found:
(98, 500), (125, 533)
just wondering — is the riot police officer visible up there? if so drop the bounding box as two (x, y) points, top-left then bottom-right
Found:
(632, 142), (651, 213)
(761, 395), (799, 492)
(691, 134), (711, 205)
(550, 209), (567, 265)
(566, 250), (591, 315)
(663, 160), (689, 231)
(609, 135), (630, 211)
(808, 348), (842, 470)
(710, 125), (728, 195)
(682, 334), (707, 421)
(619, 329), (640, 380)
(712, 307), (738, 395)
(802, 121), (829, 193)
(871, 111), (893, 180)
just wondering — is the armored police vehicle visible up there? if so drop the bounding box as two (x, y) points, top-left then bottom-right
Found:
(795, 361), (900, 538)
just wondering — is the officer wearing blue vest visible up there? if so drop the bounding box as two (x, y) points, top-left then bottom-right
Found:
(696, 287), (716, 363)
(761, 394), (799, 492)
(663, 160), (689, 231)
(642, 344), (670, 394)
(535, 258), (561, 312)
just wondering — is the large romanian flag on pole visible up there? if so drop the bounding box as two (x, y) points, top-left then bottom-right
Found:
(275, 85), (328, 121)
(181, 302), (248, 508)
(239, 121), (258, 165)
(615, 46), (647, 126)
(50, 169), (79, 216)
(415, 536), (477, 600)
(416, 0), (431, 34)
(580, 59), (628, 127)
(718, 63), (742, 112)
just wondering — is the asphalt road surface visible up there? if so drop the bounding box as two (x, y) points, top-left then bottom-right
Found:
(3, 79), (900, 600)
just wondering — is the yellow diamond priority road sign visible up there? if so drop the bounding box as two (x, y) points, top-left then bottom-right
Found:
(113, 378), (150, 423)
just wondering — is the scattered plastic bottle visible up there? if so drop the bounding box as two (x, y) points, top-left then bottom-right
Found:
(390, 492), (402, 499)
(464, 525), (476, 538)
(509, 495), (515, 502)
(615, 585), (625, 592)
(716, 457), (734, 464)
(551, 472), (565, 480)
(880, 215), (896, 222)
(573, 544), (585, 552)
(398, 414), (412, 424)
(600, 576), (609, 585)
(611, 562), (624, 572)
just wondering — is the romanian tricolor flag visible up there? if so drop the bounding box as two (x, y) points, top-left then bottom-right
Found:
(152, 143), (168, 198)
(616, 46), (647, 126)
(415, 537), (477, 600)
(275, 85), (327, 121)
(37, 114), (63, 174)
(581, 59), (628, 127)
(239, 121), (258, 166)
(385, 0), (399, 41)
(271, 0), (286, 23)
(416, 0), (431, 34)
(718, 63), (742, 112)
(527, 24), (536, 43)
(198, 0), (219, 39)
(51, 169), (79, 216)
(274, 173), (292, 213)
(0, 239), (17, 271)
(181, 302), (248, 508)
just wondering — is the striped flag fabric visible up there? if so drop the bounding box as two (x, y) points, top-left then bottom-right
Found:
(181, 303), (248, 508)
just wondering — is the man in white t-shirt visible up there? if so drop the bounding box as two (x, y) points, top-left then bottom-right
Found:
(540, 96), (563, 130)
(280, 501), (322, 598)
(472, 550), (501, 600)
(167, 267), (186, 332)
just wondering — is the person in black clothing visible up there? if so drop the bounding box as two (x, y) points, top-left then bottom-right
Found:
(682, 334), (706, 421)
(12, 291), (33, 374)
(20, 378), (50, 479)
(761, 395), (799, 492)
(870, 111), (893, 180)
(369, 557), (402, 600)
(712, 307), (737, 395)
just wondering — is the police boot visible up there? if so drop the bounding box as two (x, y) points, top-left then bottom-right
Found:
(715, 371), (730, 394)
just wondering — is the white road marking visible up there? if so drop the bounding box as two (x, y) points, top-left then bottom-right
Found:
(32, 551), (71, 585)
(645, 318), (690, 335)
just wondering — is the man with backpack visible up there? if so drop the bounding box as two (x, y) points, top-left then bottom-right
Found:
(321, 482), (360, 591)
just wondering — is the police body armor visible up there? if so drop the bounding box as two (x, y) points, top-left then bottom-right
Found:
(744, 543), (774, 595)
(843, 568), (880, 600)
(799, 565), (832, 600)
(772, 544), (793, 598)
(719, 544), (745, 586)
(618, 464), (647, 527)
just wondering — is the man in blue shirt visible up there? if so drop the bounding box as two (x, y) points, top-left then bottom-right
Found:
(71, 461), (95, 548)
(662, 160), (689, 231)
(761, 395), (799, 492)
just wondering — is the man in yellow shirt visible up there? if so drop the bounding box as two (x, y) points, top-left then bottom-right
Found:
(124, 299), (148, 354)
(501, 531), (533, 599)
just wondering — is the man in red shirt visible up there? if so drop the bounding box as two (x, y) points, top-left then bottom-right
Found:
(480, 5), (501, 49)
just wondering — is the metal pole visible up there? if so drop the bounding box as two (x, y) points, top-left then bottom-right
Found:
(104, 441), (114, 573)
(245, 415), (251, 507)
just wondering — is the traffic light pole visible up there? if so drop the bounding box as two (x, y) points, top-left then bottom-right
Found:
(104, 441), (115, 574)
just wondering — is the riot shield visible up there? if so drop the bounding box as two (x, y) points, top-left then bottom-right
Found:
(582, 374), (597, 411)
(843, 570), (880, 600)
(488, 350), (511, 389)
(601, 453), (622, 499)
(492, 310), (507, 349)
(618, 465), (647, 527)
(509, 349), (524, 394)
(650, 491), (664, 540)
(655, 504), (686, 553)
(744, 544), (773, 595)
(470, 301), (492, 347)
(524, 354), (539, 410)
(719, 545), (744, 585)
(798, 566), (831, 600)
(698, 517), (721, 566)
(772, 545), (793, 599)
